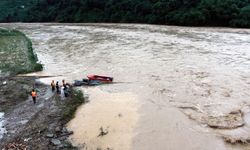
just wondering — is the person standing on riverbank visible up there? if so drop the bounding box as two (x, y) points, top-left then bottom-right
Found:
(56, 81), (60, 94)
(51, 80), (56, 92)
(62, 79), (66, 88)
(61, 86), (65, 99)
(31, 89), (37, 104)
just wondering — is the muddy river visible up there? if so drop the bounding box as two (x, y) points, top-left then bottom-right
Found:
(1, 23), (250, 150)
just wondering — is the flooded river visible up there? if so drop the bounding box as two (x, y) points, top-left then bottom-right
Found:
(1, 23), (250, 150)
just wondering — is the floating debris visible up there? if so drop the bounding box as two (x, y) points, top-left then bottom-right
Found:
(98, 127), (109, 137)
(50, 139), (61, 145)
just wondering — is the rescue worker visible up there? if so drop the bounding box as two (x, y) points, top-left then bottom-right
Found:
(31, 89), (37, 104)
(56, 81), (60, 94)
(62, 79), (66, 88)
(51, 80), (56, 92)
(64, 85), (69, 97)
(61, 86), (65, 99)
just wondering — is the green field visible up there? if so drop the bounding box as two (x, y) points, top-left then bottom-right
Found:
(0, 28), (42, 76)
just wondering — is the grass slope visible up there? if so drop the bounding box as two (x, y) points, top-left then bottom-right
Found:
(0, 28), (42, 76)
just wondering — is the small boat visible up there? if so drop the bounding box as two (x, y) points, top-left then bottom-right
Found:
(87, 75), (113, 83)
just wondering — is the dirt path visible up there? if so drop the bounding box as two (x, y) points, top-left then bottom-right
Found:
(3, 84), (52, 139)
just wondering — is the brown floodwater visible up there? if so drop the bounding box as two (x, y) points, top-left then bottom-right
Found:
(1, 23), (250, 150)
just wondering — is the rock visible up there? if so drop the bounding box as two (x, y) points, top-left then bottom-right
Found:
(59, 131), (73, 137)
(55, 127), (61, 132)
(38, 128), (46, 134)
(2, 81), (7, 85)
(51, 139), (61, 145)
(37, 103), (44, 108)
(5, 142), (27, 150)
(63, 142), (74, 148)
(46, 133), (54, 138)
(22, 84), (29, 91)
(62, 127), (68, 133)
(24, 138), (32, 142)
(19, 120), (28, 125)
(58, 136), (67, 141)
(58, 144), (64, 148)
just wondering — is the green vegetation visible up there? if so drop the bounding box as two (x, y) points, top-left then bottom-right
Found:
(0, 28), (42, 75)
(0, 0), (35, 22)
(1, 0), (250, 28)
(60, 88), (85, 124)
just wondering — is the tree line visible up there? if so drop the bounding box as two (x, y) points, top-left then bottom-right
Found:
(1, 0), (250, 28)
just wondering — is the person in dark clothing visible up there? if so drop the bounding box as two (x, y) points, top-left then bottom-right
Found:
(64, 85), (69, 97)
(62, 79), (66, 88)
(56, 81), (60, 94)
(51, 80), (56, 92)
(31, 89), (37, 104)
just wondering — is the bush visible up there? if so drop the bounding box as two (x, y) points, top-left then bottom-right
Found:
(60, 88), (85, 123)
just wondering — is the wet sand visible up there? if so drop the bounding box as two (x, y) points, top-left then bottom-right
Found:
(1, 23), (250, 149)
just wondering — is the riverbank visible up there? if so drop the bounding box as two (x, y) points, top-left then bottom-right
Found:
(0, 28), (85, 149)
(0, 77), (85, 149)
(0, 28), (43, 114)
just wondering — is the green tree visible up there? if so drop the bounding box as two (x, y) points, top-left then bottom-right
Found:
(230, 5), (250, 27)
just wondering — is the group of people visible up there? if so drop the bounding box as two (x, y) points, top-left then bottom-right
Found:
(30, 79), (70, 104)
(51, 79), (70, 97)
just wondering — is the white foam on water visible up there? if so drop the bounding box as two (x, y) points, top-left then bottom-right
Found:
(0, 112), (7, 139)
